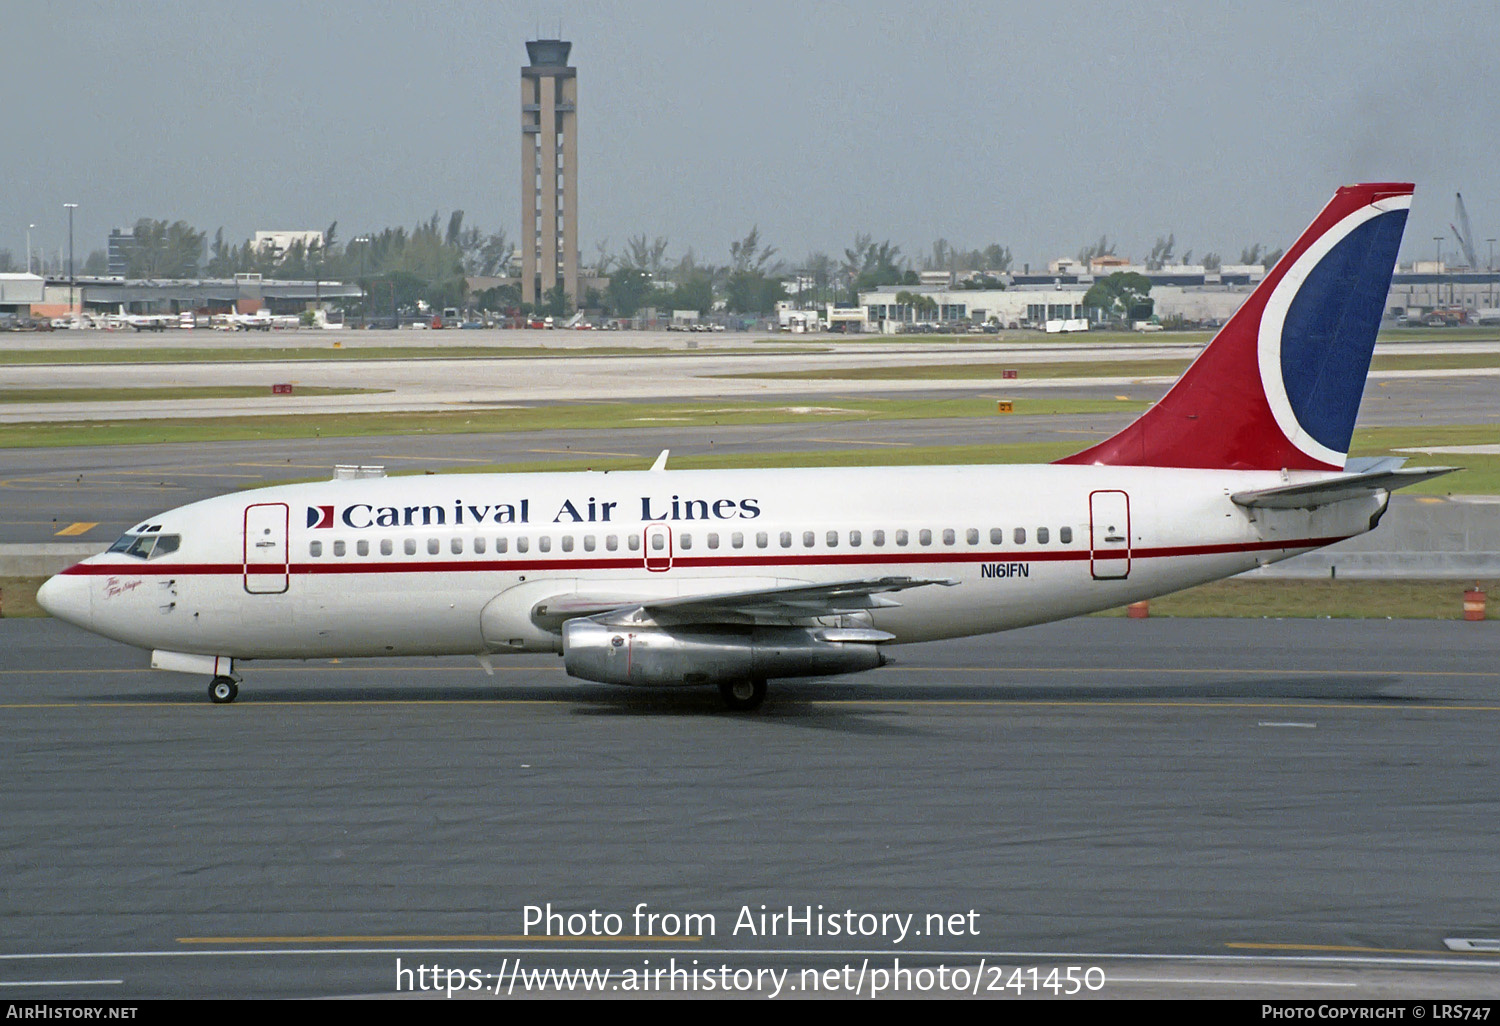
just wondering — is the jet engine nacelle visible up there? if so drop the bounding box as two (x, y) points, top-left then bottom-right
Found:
(561, 619), (889, 688)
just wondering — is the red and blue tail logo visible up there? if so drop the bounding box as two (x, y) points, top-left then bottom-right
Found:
(307, 505), (335, 529)
(1058, 182), (1413, 470)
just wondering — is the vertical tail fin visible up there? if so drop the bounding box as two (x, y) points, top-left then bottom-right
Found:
(1057, 183), (1413, 471)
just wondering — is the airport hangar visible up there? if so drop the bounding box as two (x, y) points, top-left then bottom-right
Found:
(12, 272), (361, 320)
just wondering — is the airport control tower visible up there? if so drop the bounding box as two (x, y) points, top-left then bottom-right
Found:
(520, 38), (578, 309)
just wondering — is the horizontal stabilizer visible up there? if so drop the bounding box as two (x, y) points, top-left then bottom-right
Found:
(1231, 466), (1458, 509)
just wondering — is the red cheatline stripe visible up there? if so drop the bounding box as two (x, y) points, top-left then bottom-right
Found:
(55, 536), (1351, 578)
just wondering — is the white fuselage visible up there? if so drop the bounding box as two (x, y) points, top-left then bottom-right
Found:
(43, 463), (1382, 666)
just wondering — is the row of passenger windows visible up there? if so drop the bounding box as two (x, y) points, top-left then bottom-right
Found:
(306, 525), (1074, 558)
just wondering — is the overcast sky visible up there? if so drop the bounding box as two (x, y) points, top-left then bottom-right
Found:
(6, 0), (1499, 271)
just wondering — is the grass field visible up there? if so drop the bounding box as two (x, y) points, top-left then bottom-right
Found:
(0, 386), (383, 404)
(2, 574), (1489, 621)
(0, 396), (1147, 450)
(1093, 578), (1496, 619)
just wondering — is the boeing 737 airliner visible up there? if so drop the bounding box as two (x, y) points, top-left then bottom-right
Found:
(38, 183), (1451, 709)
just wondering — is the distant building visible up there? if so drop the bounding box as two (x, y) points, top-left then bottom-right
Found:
(106, 228), (135, 276)
(253, 230), (326, 263)
(520, 38), (579, 307)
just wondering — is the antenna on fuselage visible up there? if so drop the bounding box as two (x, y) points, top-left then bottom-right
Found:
(650, 450), (670, 472)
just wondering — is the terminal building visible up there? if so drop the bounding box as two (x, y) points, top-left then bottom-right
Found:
(853, 264), (1500, 332)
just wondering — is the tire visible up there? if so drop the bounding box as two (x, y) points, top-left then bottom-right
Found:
(209, 677), (239, 704)
(719, 678), (767, 712)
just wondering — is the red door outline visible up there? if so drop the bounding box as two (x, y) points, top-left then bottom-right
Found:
(243, 502), (290, 594)
(1089, 490), (1131, 580)
(643, 523), (673, 572)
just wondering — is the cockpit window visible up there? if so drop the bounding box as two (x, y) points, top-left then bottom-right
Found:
(108, 532), (181, 560)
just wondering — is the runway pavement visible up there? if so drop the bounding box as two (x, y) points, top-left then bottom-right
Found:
(2, 330), (1498, 421)
(3, 616), (1499, 998)
(2, 370), (1496, 546)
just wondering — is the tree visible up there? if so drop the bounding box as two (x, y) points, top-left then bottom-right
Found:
(842, 235), (906, 301)
(605, 266), (653, 317)
(477, 231), (512, 277)
(83, 250), (106, 275)
(1239, 244), (1283, 268)
(542, 282), (572, 319)
(620, 235), (670, 275)
(1083, 271), (1153, 323)
(0, 250), (14, 272)
(1077, 234), (1116, 269)
(665, 274), (713, 316)
(729, 226), (777, 274)
(980, 244), (1013, 272)
(1201, 251), (1222, 271)
(1145, 233), (1175, 270)
(126, 219), (205, 278)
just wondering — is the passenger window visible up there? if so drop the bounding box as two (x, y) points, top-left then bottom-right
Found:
(334, 540), (346, 557)
(309, 540), (322, 558)
(561, 536), (574, 552)
(826, 531), (838, 547)
(780, 531), (792, 548)
(474, 537), (486, 554)
(990, 528), (1003, 545)
(496, 537), (508, 553)
(896, 530), (908, 546)
(517, 537), (529, 553)
(920, 529), (933, 546)
(583, 536), (595, 552)
(942, 529), (955, 545)
(538, 537), (551, 552)
(850, 530), (862, 546)
(756, 532), (767, 548)
(1060, 526), (1073, 544)
(680, 533), (692, 550)
(872, 530), (885, 547)
(1037, 527), (1050, 544)
(966, 528), (978, 545)
(707, 533), (719, 549)
(628, 535), (640, 551)
(605, 535), (617, 551)
(451, 537), (463, 555)
(651, 533), (664, 551)
(731, 532), (744, 549)
(357, 539), (369, 556)
(380, 538), (393, 556)
(803, 531), (815, 547)
(1014, 528), (1026, 544)
(427, 538), (439, 555)
(404, 539), (416, 556)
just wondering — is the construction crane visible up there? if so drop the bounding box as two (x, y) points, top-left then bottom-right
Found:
(1450, 192), (1481, 270)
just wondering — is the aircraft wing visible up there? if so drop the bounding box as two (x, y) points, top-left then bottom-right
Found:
(582, 576), (958, 627)
(1231, 465), (1458, 510)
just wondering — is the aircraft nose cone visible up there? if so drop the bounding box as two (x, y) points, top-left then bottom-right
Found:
(36, 572), (90, 626)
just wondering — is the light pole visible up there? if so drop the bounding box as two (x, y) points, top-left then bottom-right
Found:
(26, 224), (35, 274)
(354, 235), (370, 325)
(1488, 238), (1496, 273)
(64, 203), (78, 314)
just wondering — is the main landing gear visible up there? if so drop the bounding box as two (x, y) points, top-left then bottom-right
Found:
(208, 676), (240, 704)
(719, 678), (767, 712)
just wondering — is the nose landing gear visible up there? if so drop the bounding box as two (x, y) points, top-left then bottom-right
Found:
(209, 676), (240, 704)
